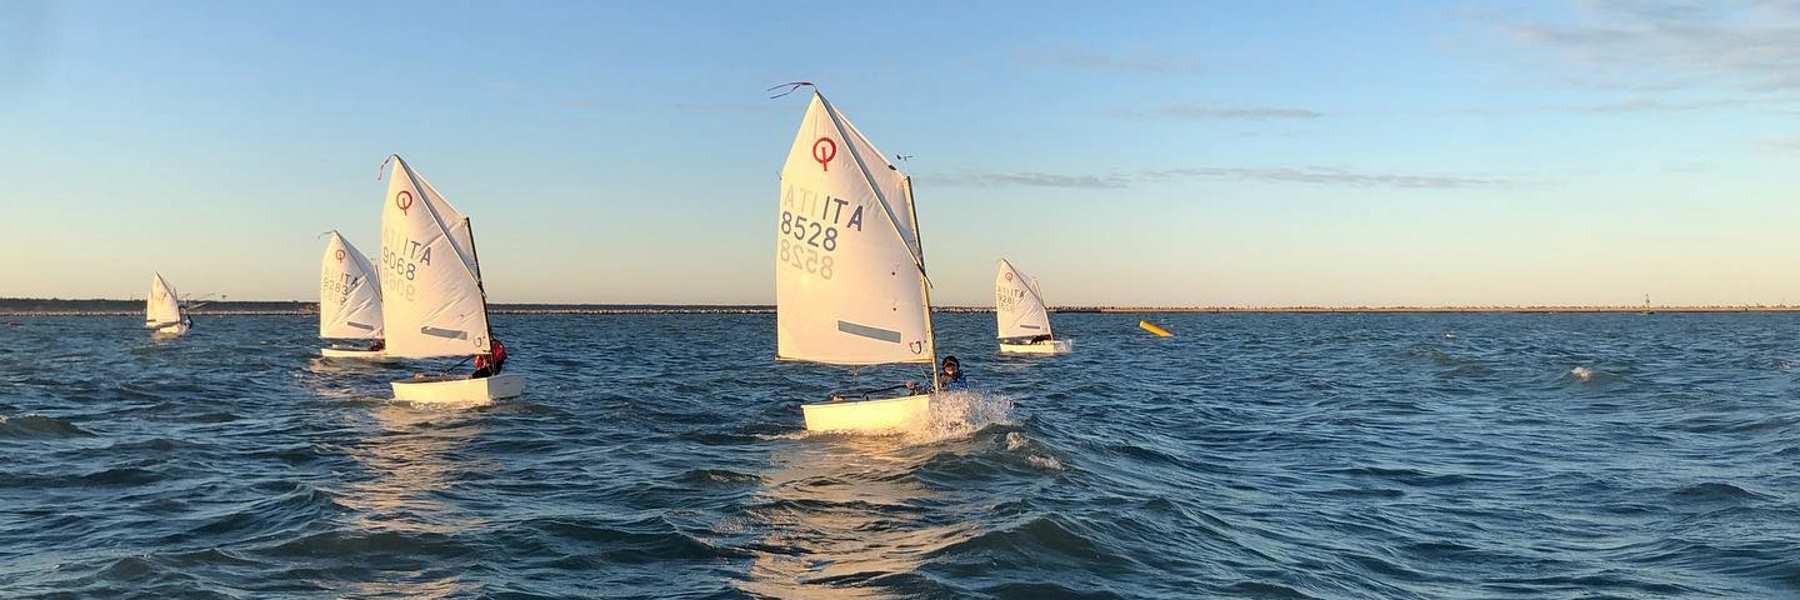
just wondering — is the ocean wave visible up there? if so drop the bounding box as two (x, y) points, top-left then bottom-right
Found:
(0, 414), (91, 438)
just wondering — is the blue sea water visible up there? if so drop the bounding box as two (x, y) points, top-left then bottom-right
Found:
(2, 312), (1799, 599)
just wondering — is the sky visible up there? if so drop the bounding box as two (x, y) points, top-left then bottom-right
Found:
(2, 0), (1798, 306)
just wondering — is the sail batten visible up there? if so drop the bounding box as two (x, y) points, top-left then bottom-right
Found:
(319, 232), (384, 339)
(379, 155), (491, 359)
(775, 92), (933, 366)
(996, 259), (1053, 340)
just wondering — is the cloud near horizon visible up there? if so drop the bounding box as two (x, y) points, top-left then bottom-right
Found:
(926, 166), (1514, 190)
(1115, 104), (1324, 120)
(1503, 0), (1800, 92)
(1011, 46), (1205, 75)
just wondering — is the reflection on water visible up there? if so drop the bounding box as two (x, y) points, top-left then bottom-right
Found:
(740, 434), (974, 599)
(339, 403), (491, 598)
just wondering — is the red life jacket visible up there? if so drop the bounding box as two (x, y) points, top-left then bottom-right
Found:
(475, 339), (508, 371)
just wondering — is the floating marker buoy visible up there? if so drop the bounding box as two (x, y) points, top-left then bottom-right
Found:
(1139, 320), (1172, 337)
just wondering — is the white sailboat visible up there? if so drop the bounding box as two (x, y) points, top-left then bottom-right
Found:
(995, 258), (1072, 355)
(318, 231), (388, 359)
(144, 272), (191, 337)
(776, 88), (939, 434)
(378, 155), (524, 403)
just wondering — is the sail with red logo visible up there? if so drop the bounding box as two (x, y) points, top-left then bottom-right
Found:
(317, 231), (386, 359)
(775, 88), (939, 433)
(378, 154), (524, 403)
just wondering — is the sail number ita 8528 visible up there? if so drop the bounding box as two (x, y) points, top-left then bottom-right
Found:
(778, 187), (866, 280)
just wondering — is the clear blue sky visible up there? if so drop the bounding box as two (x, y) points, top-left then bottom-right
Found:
(3, 1), (1797, 306)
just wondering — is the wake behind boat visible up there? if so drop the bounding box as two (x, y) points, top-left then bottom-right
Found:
(377, 155), (523, 404)
(774, 87), (940, 434)
(995, 258), (1071, 355)
(144, 272), (191, 337)
(318, 231), (388, 360)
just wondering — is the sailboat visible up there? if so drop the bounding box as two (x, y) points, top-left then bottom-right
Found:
(318, 231), (387, 359)
(995, 258), (1072, 355)
(776, 88), (939, 434)
(377, 155), (524, 403)
(144, 272), (191, 336)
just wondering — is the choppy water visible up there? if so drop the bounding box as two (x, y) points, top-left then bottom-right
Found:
(3, 312), (1799, 598)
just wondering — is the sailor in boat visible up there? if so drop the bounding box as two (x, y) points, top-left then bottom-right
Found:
(907, 355), (968, 393)
(368, 340), (385, 352)
(1005, 334), (1054, 345)
(471, 338), (508, 379)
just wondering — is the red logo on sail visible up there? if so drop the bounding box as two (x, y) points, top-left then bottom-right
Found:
(395, 190), (414, 215)
(1004, 272), (1013, 281)
(335, 249), (346, 262)
(813, 138), (836, 172)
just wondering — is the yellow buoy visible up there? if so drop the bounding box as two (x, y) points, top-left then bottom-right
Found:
(1139, 320), (1172, 337)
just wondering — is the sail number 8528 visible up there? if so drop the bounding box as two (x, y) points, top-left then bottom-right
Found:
(780, 211), (838, 251)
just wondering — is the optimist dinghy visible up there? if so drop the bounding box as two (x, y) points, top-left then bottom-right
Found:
(318, 231), (388, 360)
(377, 155), (524, 404)
(995, 258), (1072, 355)
(775, 87), (941, 434)
(144, 273), (191, 337)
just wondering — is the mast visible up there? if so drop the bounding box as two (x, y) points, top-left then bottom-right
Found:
(464, 216), (494, 353)
(903, 175), (940, 394)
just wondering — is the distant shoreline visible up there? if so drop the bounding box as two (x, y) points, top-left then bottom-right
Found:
(4, 299), (1797, 316)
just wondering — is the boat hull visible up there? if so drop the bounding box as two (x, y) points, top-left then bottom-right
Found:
(392, 372), (525, 404)
(999, 339), (1073, 355)
(802, 393), (930, 434)
(320, 347), (390, 360)
(152, 322), (190, 337)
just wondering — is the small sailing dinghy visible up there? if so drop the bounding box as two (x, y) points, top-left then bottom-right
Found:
(145, 272), (191, 337)
(775, 87), (941, 434)
(995, 258), (1072, 355)
(318, 231), (387, 359)
(378, 155), (524, 404)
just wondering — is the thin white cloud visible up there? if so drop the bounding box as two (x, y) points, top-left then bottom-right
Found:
(928, 172), (1129, 190)
(928, 166), (1513, 190)
(1760, 134), (1800, 151)
(1012, 46), (1204, 75)
(1117, 104), (1323, 120)
(1504, 0), (1800, 92)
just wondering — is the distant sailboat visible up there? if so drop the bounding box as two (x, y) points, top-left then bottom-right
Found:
(995, 258), (1072, 355)
(144, 272), (191, 337)
(776, 88), (938, 433)
(318, 231), (387, 359)
(378, 155), (524, 403)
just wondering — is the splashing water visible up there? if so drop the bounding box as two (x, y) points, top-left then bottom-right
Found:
(904, 390), (1015, 444)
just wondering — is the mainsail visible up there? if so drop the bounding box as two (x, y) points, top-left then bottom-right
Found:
(145, 273), (184, 328)
(319, 231), (384, 339)
(776, 92), (933, 366)
(995, 258), (1052, 340)
(378, 155), (491, 358)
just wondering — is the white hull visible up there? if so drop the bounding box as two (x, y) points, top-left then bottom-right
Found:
(999, 339), (1072, 355)
(152, 322), (190, 337)
(320, 347), (390, 360)
(802, 393), (930, 434)
(391, 372), (525, 404)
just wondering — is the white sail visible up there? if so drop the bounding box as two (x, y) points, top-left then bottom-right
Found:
(995, 258), (1052, 340)
(378, 155), (491, 359)
(145, 273), (184, 328)
(776, 92), (932, 365)
(319, 231), (384, 340)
